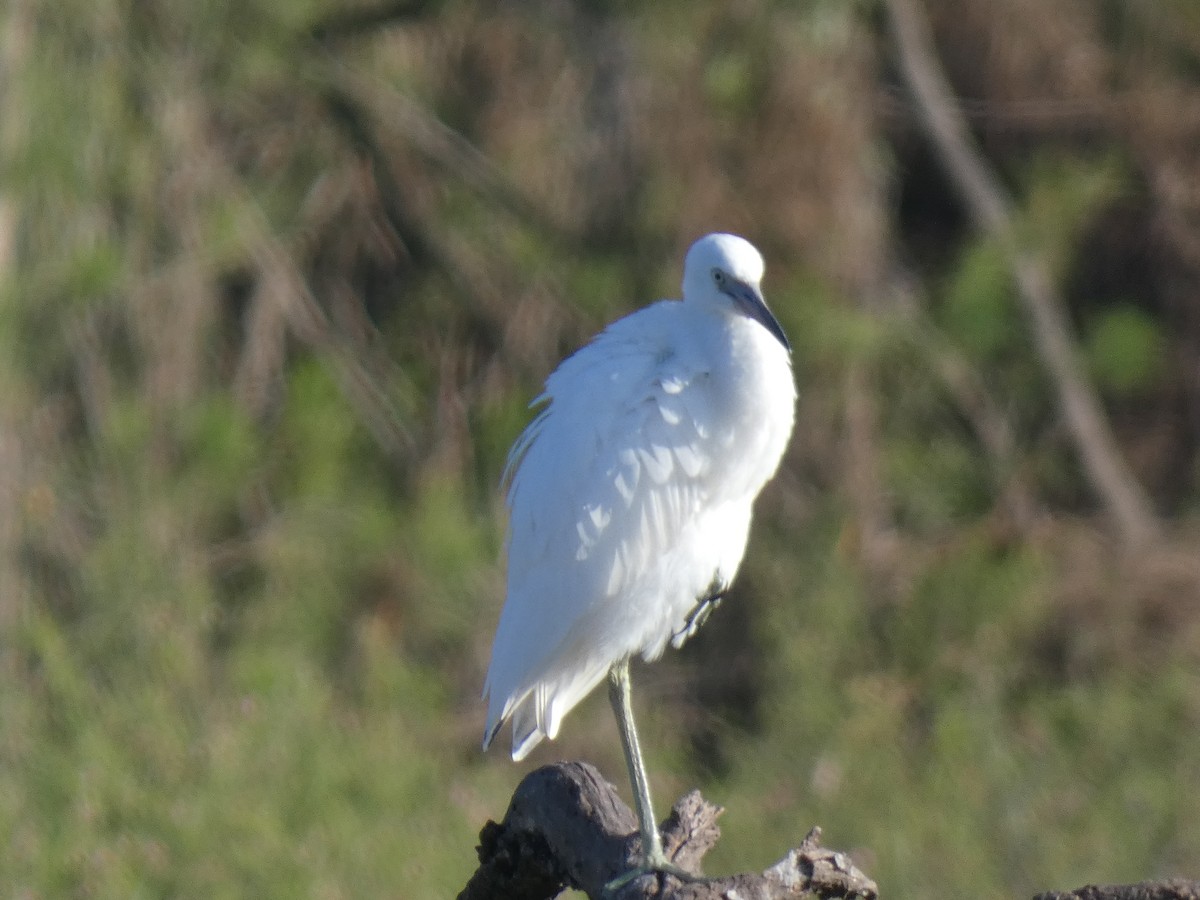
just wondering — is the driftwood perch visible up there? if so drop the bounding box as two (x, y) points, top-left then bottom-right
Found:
(1033, 884), (1200, 900)
(459, 761), (1200, 900)
(457, 761), (878, 900)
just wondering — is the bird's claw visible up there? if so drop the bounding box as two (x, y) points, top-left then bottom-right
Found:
(602, 853), (704, 896)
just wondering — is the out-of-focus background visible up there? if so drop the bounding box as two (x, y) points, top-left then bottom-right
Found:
(2, 0), (1199, 897)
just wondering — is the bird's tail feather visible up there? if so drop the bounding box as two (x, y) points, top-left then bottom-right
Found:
(486, 659), (612, 761)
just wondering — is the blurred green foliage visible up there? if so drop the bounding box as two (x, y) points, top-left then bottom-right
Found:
(1085, 306), (1166, 397)
(1, 1), (1199, 899)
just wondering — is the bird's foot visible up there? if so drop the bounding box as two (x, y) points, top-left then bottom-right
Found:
(603, 851), (704, 896)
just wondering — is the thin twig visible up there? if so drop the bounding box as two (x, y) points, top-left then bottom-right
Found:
(309, 0), (435, 43)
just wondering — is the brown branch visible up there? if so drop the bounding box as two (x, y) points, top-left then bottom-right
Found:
(324, 68), (572, 249)
(309, 0), (436, 43)
(462, 763), (1200, 900)
(890, 277), (1039, 529)
(883, 0), (1162, 549)
(458, 761), (878, 900)
(240, 213), (419, 459)
(1033, 882), (1200, 900)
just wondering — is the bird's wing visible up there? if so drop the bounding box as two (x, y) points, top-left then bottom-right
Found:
(484, 303), (723, 757)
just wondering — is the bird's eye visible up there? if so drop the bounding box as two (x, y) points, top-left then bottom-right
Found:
(711, 268), (725, 285)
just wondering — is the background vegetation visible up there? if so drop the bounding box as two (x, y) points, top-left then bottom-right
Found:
(2, 0), (1199, 897)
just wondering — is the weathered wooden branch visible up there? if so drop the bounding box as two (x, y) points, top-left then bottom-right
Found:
(457, 761), (878, 900)
(1033, 882), (1200, 900)
(461, 761), (1200, 900)
(883, 0), (1162, 549)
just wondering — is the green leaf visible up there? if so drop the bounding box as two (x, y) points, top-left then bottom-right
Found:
(941, 238), (1018, 359)
(1084, 304), (1166, 397)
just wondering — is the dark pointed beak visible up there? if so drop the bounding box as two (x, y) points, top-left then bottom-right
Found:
(727, 280), (791, 353)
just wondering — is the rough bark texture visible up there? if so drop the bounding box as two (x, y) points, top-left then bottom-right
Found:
(460, 761), (1200, 900)
(1032, 884), (1200, 900)
(458, 761), (877, 900)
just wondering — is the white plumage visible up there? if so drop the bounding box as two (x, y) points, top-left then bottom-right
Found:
(483, 233), (796, 766)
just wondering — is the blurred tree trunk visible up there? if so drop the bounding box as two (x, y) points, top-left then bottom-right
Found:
(884, 0), (1162, 549)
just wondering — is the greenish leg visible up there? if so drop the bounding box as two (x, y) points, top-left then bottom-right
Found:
(603, 657), (701, 894)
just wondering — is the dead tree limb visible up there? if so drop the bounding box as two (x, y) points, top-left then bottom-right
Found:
(883, 0), (1162, 549)
(1033, 881), (1200, 900)
(458, 761), (878, 900)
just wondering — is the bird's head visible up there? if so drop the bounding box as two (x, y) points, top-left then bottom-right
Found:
(682, 233), (790, 352)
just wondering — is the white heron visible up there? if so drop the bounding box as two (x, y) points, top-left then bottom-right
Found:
(483, 232), (796, 887)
